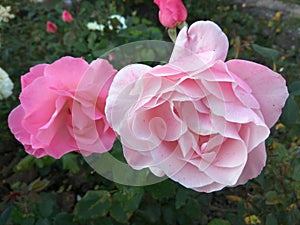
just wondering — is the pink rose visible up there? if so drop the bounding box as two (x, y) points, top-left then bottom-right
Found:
(8, 56), (117, 159)
(154, 0), (187, 28)
(62, 10), (73, 23)
(105, 21), (288, 192)
(46, 21), (57, 33)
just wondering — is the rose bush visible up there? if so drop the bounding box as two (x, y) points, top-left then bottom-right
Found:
(154, 0), (187, 28)
(105, 21), (289, 192)
(8, 56), (117, 159)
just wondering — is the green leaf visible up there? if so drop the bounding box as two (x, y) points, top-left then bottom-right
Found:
(74, 190), (111, 222)
(175, 188), (188, 209)
(288, 206), (300, 224)
(252, 44), (279, 61)
(36, 218), (50, 225)
(208, 218), (231, 225)
(63, 32), (76, 47)
(38, 193), (56, 218)
(61, 153), (80, 174)
(88, 32), (98, 49)
(0, 206), (13, 225)
(109, 202), (129, 223)
(11, 205), (24, 224)
(162, 206), (176, 225)
(292, 164), (300, 181)
(14, 155), (35, 172)
(34, 156), (56, 169)
(266, 213), (278, 225)
(177, 213), (193, 225)
(281, 96), (299, 126)
(74, 42), (88, 53)
(289, 81), (300, 96)
(265, 191), (284, 205)
(138, 204), (161, 224)
(28, 178), (50, 192)
(110, 187), (144, 223)
(183, 199), (201, 220)
(21, 218), (35, 225)
(146, 179), (176, 200)
(167, 28), (177, 43)
(91, 218), (114, 225)
(54, 213), (74, 225)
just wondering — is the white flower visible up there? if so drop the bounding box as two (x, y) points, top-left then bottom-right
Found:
(108, 14), (127, 31)
(86, 21), (105, 32)
(29, 0), (44, 3)
(63, 0), (72, 5)
(0, 5), (15, 23)
(0, 67), (14, 100)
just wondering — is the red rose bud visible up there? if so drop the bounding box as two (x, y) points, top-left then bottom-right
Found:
(62, 10), (73, 23)
(154, 0), (187, 28)
(46, 21), (57, 33)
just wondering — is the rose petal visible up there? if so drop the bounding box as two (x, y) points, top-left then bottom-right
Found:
(226, 59), (289, 127)
(105, 64), (152, 129)
(170, 21), (229, 65)
(8, 106), (31, 145)
(44, 56), (89, 90)
(168, 163), (214, 188)
(236, 142), (266, 185)
(21, 64), (47, 89)
(205, 163), (245, 186)
(193, 182), (226, 193)
(239, 123), (269, 152)
(20, 77), (57, 134)
(205, 95), (265, 125)
(213, 139), (247, 168)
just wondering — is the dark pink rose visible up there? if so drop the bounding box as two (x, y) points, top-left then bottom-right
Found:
(46, 21), (57, 33)
(154, 0), (187, 28)
(105, 21), (288, 192)
(9, 56), (117, 159)
(62, 10), (73, 23)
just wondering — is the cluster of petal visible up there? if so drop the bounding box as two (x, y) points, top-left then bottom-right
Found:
(108, 14), (127, 31)
(87, 15), (126, 33)
(8, 56), (117, 159)
(105, 21), (289, 192)
(87, 21), (105, 32)
(62, 10), (73, 23)
(0, 5), (15, 23)
(46, 21), (57, 33)
(0, 67), (14, 100)
(154, 0), (187, 28)
(29, 0), (44, 3)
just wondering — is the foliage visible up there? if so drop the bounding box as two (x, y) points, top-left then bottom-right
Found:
(0, 0), (300, 225)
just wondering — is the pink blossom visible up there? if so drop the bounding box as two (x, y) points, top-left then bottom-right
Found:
(154, 0), (187, 28)
(105, 21), (288, 192)
(46, 21), (57, 33)
(8, 56), (117, 159)
(62, 10), (73, 23)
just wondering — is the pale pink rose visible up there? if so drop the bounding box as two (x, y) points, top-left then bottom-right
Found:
(8, 56), (117, 159)
(46, 21), (57, 33)
(154, 0), (187, 28)
(62, 10), (73, 23)
(105, 21), (288, 192)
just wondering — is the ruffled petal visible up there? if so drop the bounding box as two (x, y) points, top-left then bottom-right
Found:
(44, 56), (89, 90)
(236, 142), (266, 185)
(170, 21), (229, 66)
(21, 64), (47, 90)
(226, 59), (289, 127)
